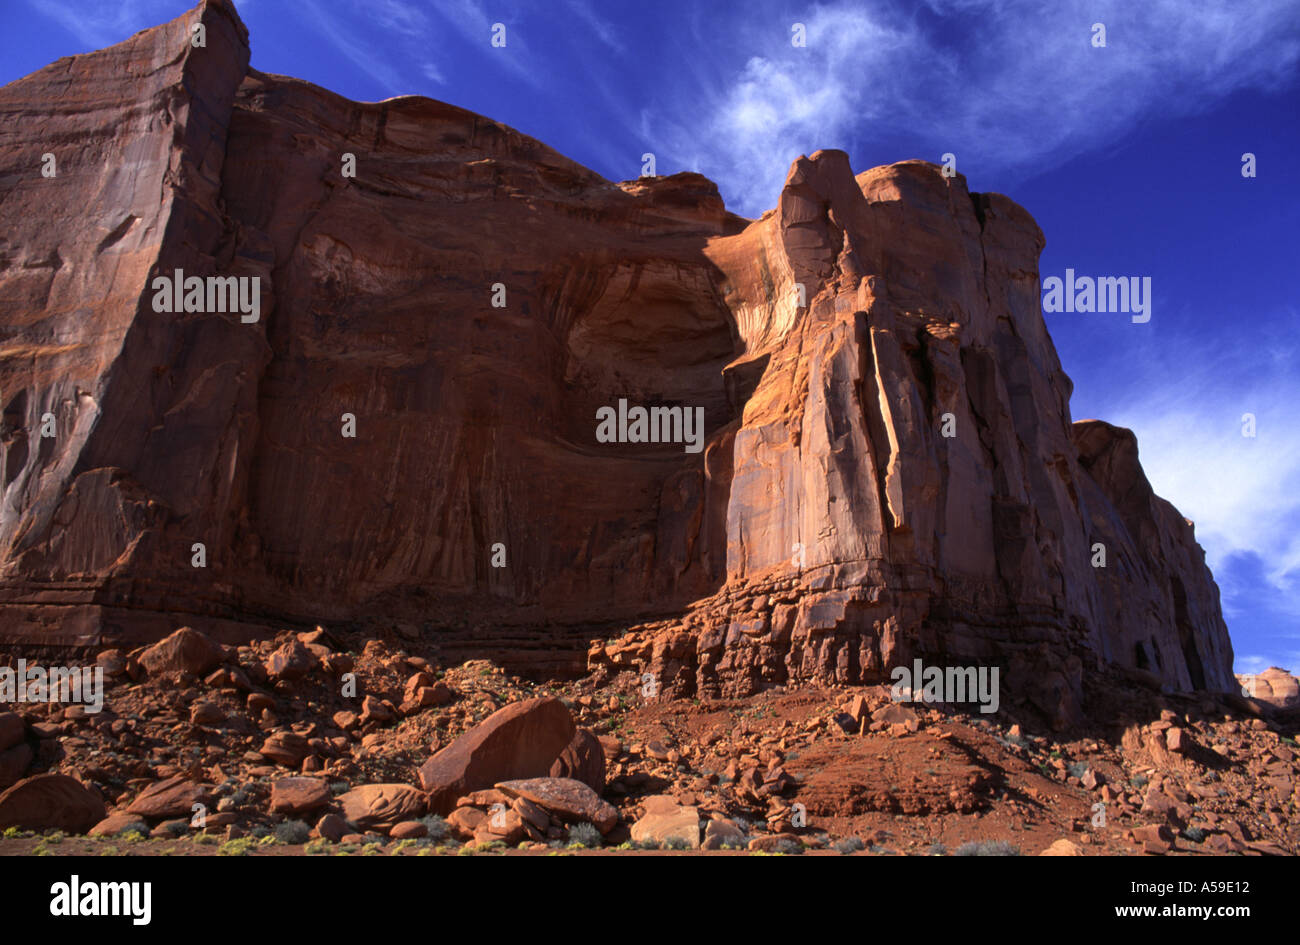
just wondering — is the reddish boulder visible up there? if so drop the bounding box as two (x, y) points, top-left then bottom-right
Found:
(269, 777), (331, 815)
(0, 774), (106, 833)
(495, 777), (618, 834)
(338, 784), (425, 830)
(264, 641), (315, 681)
(549, 728), (606, 794)
(137, 628), (224, 678)
(390, 820), (427, 840)
(89, 812), (148, 837)
(315, 813), (348, 842)
(126, 776), (213, 820)
(260, 732), (310, 767)
(419, 697), (576, 814)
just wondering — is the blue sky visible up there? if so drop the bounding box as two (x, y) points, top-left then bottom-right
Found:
(6, 0), (1299, 675)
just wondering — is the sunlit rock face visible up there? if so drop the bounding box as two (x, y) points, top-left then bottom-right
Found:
(0, 1), (1233, 716)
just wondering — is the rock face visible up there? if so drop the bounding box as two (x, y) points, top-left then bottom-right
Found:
(0, 1), (1234, 717)
(1238, 667), (1300, 709)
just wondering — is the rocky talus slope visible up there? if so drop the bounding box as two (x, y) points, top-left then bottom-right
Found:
(0, 626), (1296, 855)
(0, 1), (1235, 732)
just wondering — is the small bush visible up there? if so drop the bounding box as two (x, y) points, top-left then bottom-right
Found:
(771, 837), (804, 855)
(661, 836), (692, 850)
(305, 838), (331, 855)
(419, 814), (450, 842)
(834, 837), (866, 855)
(274, 820), (311, 845)
(249, 824), (272, 840)
(954, 840), (1019, 856)
(218, 838), (257, 856)
(1183, 826), (1207, 843)
(927, 841), (948, 856)
(157, 821), (189, 839)
(1067, 761), (1090, 780)
(566, 822), (602, 849)
(1130, 774), (1149, 790)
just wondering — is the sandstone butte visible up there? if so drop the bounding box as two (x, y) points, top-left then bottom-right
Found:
(0, 0), (1236, 730)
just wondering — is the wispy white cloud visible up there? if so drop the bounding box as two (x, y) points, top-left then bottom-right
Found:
(647, 0), (1300, 215)
(25, 0), (181, 50)
(300, 0), (409, 96)
(426, 0), (539, 85)
(1090, 319), (1300, 648)
(563, 0), (625, 55)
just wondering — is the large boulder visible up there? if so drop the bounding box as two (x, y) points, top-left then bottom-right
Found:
(549, 728), (606, 794)
(0, 774), (106, 833)
(264, 641), (315, 681)
(137, 627), (225, 677)
(495, 777), (618, 834)
(419, 697), (576, 814)
(630, 796), (700, 849)
(338, 784), (425, 830)
(269, 777), (331, 815)
(126, 776), (214, 820)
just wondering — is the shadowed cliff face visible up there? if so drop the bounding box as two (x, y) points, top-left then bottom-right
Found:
(0, 0), (1233, 717)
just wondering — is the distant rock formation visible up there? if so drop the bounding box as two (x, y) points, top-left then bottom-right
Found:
(1238, 667), (1299, 709)
(0, 0), (1234, 722)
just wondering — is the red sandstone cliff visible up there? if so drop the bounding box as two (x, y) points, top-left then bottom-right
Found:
(0, 1), (1233, 723)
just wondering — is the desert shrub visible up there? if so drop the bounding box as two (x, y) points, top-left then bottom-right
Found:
(1067, 761), (1090, 780)
(661, 836), (692, 850)
(566, 822), (602, 849)
(1183, 826), (1207, 843)
(927, 841), (948, 856)
(954, 840), (1019, 856)
(834, 837), (866, 855)
(771, 837), (804, 855)
(274, 820), (311, 845)
(419, 814), (450, 842)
